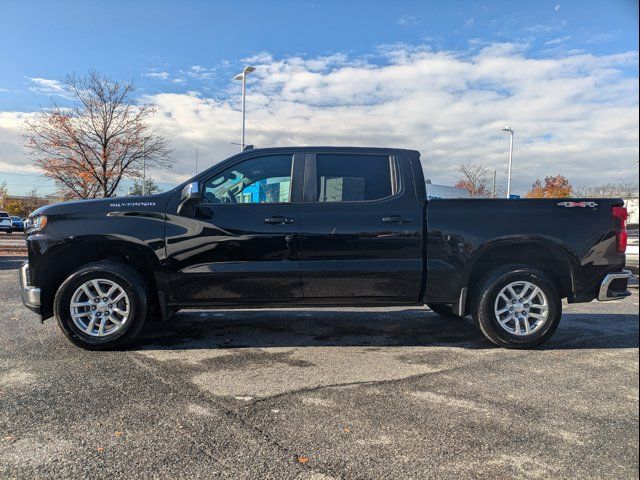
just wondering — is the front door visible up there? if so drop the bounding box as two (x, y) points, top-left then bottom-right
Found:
(300, 151), (422, 301)
(166, 152), (304, 306)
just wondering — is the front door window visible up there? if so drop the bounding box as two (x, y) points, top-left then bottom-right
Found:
(202, 155), (293, 204)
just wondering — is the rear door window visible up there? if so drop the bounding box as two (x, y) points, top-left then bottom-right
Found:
(314, 154), (397, 202)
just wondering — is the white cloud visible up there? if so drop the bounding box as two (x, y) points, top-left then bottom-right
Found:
(26, 77), (69, 97)
(397, 15), (420, 27)
(3, 44), (639, 194)
(186, 65), (216, 80)
(0, 111), (38, 174)
(144, 71), (170, 80)
(545, 36), (571, 46)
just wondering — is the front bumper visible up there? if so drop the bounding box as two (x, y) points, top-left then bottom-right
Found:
(19, 262), (41, 314)
(597, 269), (632, 301)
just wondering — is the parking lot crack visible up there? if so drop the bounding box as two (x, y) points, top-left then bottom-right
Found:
(128, 353), (317, 476)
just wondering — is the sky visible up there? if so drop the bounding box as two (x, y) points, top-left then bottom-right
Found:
(0, 0), (638, 196)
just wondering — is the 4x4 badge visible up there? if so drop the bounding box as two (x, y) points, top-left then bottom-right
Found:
(557, 201), (598, 208)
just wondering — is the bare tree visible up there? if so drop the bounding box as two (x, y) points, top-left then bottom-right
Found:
(128, 178), (160, 196)
(574, 182), (639, 198)
(455, 160), (491, 197)
(24, 71), (173, 199)
(0, 181), (7, 209)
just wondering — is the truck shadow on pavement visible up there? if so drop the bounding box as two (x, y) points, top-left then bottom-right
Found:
(136, 308), (639, 351)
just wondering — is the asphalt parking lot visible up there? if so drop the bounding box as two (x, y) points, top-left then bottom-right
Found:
(1, 255), (638, 479)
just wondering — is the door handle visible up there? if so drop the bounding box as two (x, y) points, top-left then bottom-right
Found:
(382, 216), (413, 223)
(264, 216), (295, 225)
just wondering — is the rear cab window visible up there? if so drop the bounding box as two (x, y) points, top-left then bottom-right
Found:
(314, 154), (399, 202)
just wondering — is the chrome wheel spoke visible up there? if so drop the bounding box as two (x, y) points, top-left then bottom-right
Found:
(71, 301), (92, 308)
(112, 291), (126, 303)
(98, 317), (106, 336)
(92, 280), (105, 297)
(86, 316), (97, 334)
(513, 317), (522, 335)
(109, 317), (123, 327)
(524, 286), (539, 303)
(105, 284), (117, 299)
(81, 284), (93, 300)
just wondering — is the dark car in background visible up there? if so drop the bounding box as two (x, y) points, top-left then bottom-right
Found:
(11, 216), (25, 232)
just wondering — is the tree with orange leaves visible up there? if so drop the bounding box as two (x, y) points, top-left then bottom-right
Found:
(454, 160), (491, 197)
(23, 71), (172, 199)
(525, 175), (573, 198)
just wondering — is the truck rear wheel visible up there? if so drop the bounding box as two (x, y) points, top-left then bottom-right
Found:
(472, 265), (561, 349)
(53, 261), (149, 350)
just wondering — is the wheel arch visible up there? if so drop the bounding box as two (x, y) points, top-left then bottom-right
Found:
(37, 239), (160, 320)
(462, 236), (578, 314)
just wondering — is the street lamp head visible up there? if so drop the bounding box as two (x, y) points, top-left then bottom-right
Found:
(502, 126), (514, 133)
(233, 66), (256, 81)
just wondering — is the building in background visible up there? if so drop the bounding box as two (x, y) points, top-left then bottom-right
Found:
(425, 182), (474, 200)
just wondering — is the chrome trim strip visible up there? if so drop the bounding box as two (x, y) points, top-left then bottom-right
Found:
(19, 262), (40, 307)
(453, 287), (467, 316)
(597, 269), (632, 301)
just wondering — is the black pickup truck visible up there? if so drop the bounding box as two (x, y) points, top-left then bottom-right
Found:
(19, 147), (632, 349)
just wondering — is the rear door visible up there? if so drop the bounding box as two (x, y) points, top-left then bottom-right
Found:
(300, 151), (422, 301)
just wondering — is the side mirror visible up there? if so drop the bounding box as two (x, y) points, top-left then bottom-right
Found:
(177, 182), (201, 215)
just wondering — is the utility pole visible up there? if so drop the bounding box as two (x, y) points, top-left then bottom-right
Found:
(142, 147), (146, 196)
(195, 146), (199, 174)
(502, 126), (514, 198)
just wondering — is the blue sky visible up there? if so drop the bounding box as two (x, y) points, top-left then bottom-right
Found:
(0, 0), (638, 195)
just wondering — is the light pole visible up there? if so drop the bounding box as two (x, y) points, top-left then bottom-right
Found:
(234, 66), (256, 151)
(142, 146), (146, 196)
(502, 126), (514, 198)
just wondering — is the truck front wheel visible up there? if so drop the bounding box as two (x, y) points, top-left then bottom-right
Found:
(53, 261), (149, 350)
(472, 265), (562, 349)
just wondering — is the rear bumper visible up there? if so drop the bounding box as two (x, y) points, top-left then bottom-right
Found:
(18, 262), (41, 314)
(597, 269), (632, 301)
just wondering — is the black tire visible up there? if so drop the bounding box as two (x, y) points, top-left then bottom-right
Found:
(54, 261), (149, 350)
(471, 265), (561, 349)
(427, 303), (462, 318)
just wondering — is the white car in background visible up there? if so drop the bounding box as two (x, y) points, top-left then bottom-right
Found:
(0, 211), (13, 234)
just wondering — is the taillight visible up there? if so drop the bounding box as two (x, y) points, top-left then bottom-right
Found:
(612, 206), (628, 253)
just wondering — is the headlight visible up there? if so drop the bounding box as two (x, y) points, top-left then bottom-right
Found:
(26, 215), (47, 233)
